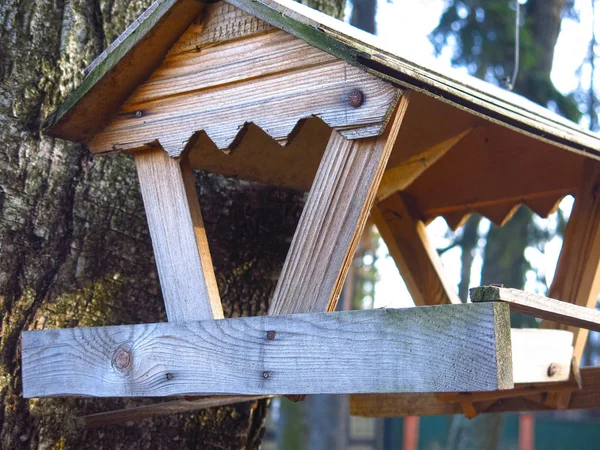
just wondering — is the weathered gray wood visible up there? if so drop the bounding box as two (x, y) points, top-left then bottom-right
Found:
(135, 149), (223, 322)
(472, 286), (600, 333)
(22, 303), (513, 398)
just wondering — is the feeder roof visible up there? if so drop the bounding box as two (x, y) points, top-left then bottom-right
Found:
(44, 0), (599, 156)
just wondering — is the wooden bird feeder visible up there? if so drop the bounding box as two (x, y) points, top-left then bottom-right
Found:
(23, 0), (600, 426)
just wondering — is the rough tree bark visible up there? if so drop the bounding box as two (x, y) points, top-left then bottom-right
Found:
(0, 0), (341, 449)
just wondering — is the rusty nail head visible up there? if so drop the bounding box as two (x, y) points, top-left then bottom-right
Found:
(134, 110), (143, 118)
(166, 373), (174, 380)
(348, 89), (364, 108)
(267, 330), (276, 340)
(262, 371), (270, 379)
(113, 347), (132, 370)
(547, 363), (557, 377)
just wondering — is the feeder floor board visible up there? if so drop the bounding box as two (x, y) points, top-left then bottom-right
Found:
(22, 303), (512, 398)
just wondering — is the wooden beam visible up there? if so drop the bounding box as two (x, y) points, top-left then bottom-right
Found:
(540, 160), (600, 361)
(376, 128), (472, 203)
(350, 368), (600, 418)
(350, 328), (576, 417)
(21, 303), (513, 398)
(269, 94), (410, 315)
(473, 286), (600, 333)
(82, 395), (271, 429)
(135, 148), (223, 322)
(372, 193), (461, 306)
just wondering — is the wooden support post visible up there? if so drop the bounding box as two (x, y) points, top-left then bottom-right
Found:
(538, 160), (600, 408)
(22, 303), (513, 398)
(268, 94), (410, 315)
(373, 192), (461, 306)
(134, 148), (223, 322)
(540, 160), (600, 359)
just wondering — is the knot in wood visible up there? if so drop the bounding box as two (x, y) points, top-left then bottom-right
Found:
(267, 330), (276, 340)
(547, 363), (557, 377)
(348, 89), (364, 108)
(112, 346), (132, 371)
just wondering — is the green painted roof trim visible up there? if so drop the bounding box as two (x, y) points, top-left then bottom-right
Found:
(43, 0), (179, 136)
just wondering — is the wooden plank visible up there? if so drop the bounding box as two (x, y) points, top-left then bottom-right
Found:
(376, 128), (472, 202)
(350, 368), (600, 418)
(372, 193), (461, 306)
(82, 395), (271, 429)
(268, 94), (410, 315)
(135, 148), (223, 322)
(89, 24), (401, 156)
(44, 0), (205, 143)
(21, 303), (513, 398)
(350, 328), (576, 417)
(540, 160), (600, 360)
(473, 286), (600, 333)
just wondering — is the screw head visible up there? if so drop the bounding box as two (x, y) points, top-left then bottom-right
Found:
(547, 363), (557, 377)
(348, 89), (364, 108)
(134, 110), (144, 118)
(112, 347), (132, 371)
(262, 371), (270, 379)
(267, 330), (276, 340)
(166, 372), (174, 380)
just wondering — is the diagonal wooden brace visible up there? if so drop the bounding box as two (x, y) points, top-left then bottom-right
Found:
(269, 93), (410, 315)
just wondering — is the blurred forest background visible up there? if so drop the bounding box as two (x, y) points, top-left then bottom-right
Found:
(0, 0), (599, 448)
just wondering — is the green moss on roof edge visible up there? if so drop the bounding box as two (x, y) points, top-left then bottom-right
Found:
(43, 0), (179, 136)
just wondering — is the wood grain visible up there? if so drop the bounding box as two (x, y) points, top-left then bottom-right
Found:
(227, 0), (600, 156)
(269, 94), (409, 315)
(89, 23), (400, 156)
(21, 303), (512, 398)
(372, 193), (461, 306)
(540, 160), (600, 360)
(135, 148), (223, 322)
(473, 286), (600, 334)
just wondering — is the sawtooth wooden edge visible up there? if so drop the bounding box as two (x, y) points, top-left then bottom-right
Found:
(269, 94), (410, 315)
(350, 366), (599, 419)
(134, 148), (223, 322)
(226, 0), (600, 157)
(372, 192), (461, 306)
(21, 303), (513, 398)
(89, 23), (401, 156)
(472, 285), (600, 333)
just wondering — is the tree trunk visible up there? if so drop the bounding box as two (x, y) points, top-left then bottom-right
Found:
(0, 0), (343, 449)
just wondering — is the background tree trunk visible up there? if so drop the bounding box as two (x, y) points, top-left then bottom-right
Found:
(0, 0), (343, 448)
